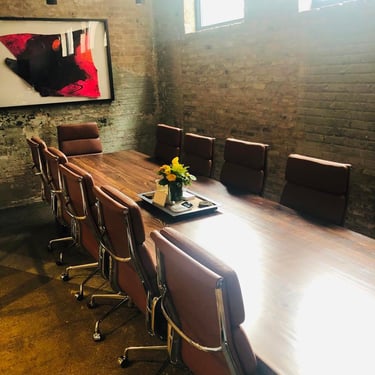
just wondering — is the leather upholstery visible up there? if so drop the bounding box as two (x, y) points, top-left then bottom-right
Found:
(182, 133), (215, 177)
(280, 153), (351, 225)
(27, 137), (43, 173)
(58, 162), (99, 260)
(43, 147), (69, 226)
(153, 227), (257, 375)
(220, 138), (269, 194)
(154, 124), (183, 163)
(57, 122), (103, 156)
(27, 136), (51, 203)
(93, 185), (158, 314)
(44, 147), (69, 189)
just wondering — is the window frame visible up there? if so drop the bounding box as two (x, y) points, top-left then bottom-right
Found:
(194, 0), (244, 31)
(299, 0), (358, 12)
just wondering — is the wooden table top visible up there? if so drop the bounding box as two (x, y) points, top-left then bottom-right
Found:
(69, 150), (375, 375)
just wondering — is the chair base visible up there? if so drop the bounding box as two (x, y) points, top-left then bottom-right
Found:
(88, 293), (130, 342)
(118, 345), (168, 368)
(47, 236), (74, 265)
(60, 262), (99, 300)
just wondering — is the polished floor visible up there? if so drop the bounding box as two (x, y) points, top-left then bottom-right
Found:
(0, 201), (192, 375)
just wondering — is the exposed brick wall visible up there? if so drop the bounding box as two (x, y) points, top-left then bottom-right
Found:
(0, 0), (158, 207)
(153, 0), (375, 238)
(1, 0), (374, 238)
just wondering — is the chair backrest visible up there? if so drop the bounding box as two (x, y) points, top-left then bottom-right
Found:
(280, 153), (351, 225)
(26, 137), (43, 175)
(152, 227), (257, 375)
(43, 147), (69, 225)
(58, 162), (99, 260)
(220, 138), (269, 195)
(27, 136), (51, 203)
(93, 185), (159, 322)
(57, 122), (103, 156)
(182, 133), (215, 177)
(154, 124), (183, 163)
(44, 147), (68, 191)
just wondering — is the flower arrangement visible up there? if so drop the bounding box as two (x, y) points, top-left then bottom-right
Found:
(157, 156), (196, 187)
(157, 157), (196, 202)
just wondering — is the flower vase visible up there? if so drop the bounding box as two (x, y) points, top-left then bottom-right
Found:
(168, 182), (183, 204)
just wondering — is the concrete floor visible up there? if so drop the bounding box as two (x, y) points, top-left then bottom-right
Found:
(0, 201), (192, 375)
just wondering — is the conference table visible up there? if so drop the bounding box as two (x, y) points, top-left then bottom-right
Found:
(69, 150), (375, 375)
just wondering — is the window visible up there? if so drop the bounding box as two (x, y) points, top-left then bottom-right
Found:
(299, 0), (358, 12)
(195, 0), (244, 29)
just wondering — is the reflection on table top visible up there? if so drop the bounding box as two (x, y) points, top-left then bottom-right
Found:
(69, 150), (375, 375)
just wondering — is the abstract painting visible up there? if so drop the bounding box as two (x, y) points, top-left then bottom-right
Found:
(0, 18), (114, 109)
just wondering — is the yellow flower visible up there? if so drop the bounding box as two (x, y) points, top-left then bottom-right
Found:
(159, 165), (171, 174)
(157, 156), (196, 187)
(166, 174), (177, 182)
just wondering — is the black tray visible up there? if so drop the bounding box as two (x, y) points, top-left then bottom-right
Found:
(138, 189), (219, 218)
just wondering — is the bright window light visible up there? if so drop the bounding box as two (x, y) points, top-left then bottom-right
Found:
(198, 0), (244, 28)
(299, 0), (358, 12)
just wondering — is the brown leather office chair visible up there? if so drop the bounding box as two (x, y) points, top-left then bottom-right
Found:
(43, 146), (74, 264)
(26, 136), (51, 203)
(57, 122), (103, 156)
(280, 153), (351, 225)
(90, 185), (167, 346)
(148, 227), (258, 375)
(44, 147), (69, 225)
(220, 138), (269, 195)
(58, 162), (102, 300)
(154, 124), (183, 164)
(182, 133), (215, 177)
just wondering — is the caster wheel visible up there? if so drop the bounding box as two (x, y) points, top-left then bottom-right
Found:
(93, 331), (103, 342)
(60, 273), (69, 281)
(87, 300), (97, 309)
(75, 292), (84, 301)
(118, 355), (129, 368)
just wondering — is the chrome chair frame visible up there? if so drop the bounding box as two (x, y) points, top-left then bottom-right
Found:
(44, 147), (74, 264)
(91, 187), (167, 347)
(89, 185), (167, 361)
(88, 205), (133, 342)
(158, 276), (242, 375)
(27, 136), (50, 202)
(147, 228), (257, 375)
(59, 163), (100, 300)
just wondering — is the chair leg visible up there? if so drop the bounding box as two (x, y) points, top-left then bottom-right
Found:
(47, 236), (75, 265)
(60, 261), (98, 281)
(116, 301), (169, 368)
(118, 344), (168, 368)
(87, 293), (130, 342)
(72, 266), (101, 301)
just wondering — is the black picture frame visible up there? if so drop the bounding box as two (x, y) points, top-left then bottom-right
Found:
(0, 17), (114, 109)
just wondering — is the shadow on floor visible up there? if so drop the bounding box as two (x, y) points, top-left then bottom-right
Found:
(0, 202), (191, 375)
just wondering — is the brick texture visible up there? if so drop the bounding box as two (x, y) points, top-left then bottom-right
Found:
(153, 0), (375, 238)
(0, 0), (374, 238)
(0, 0), (158, 207)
